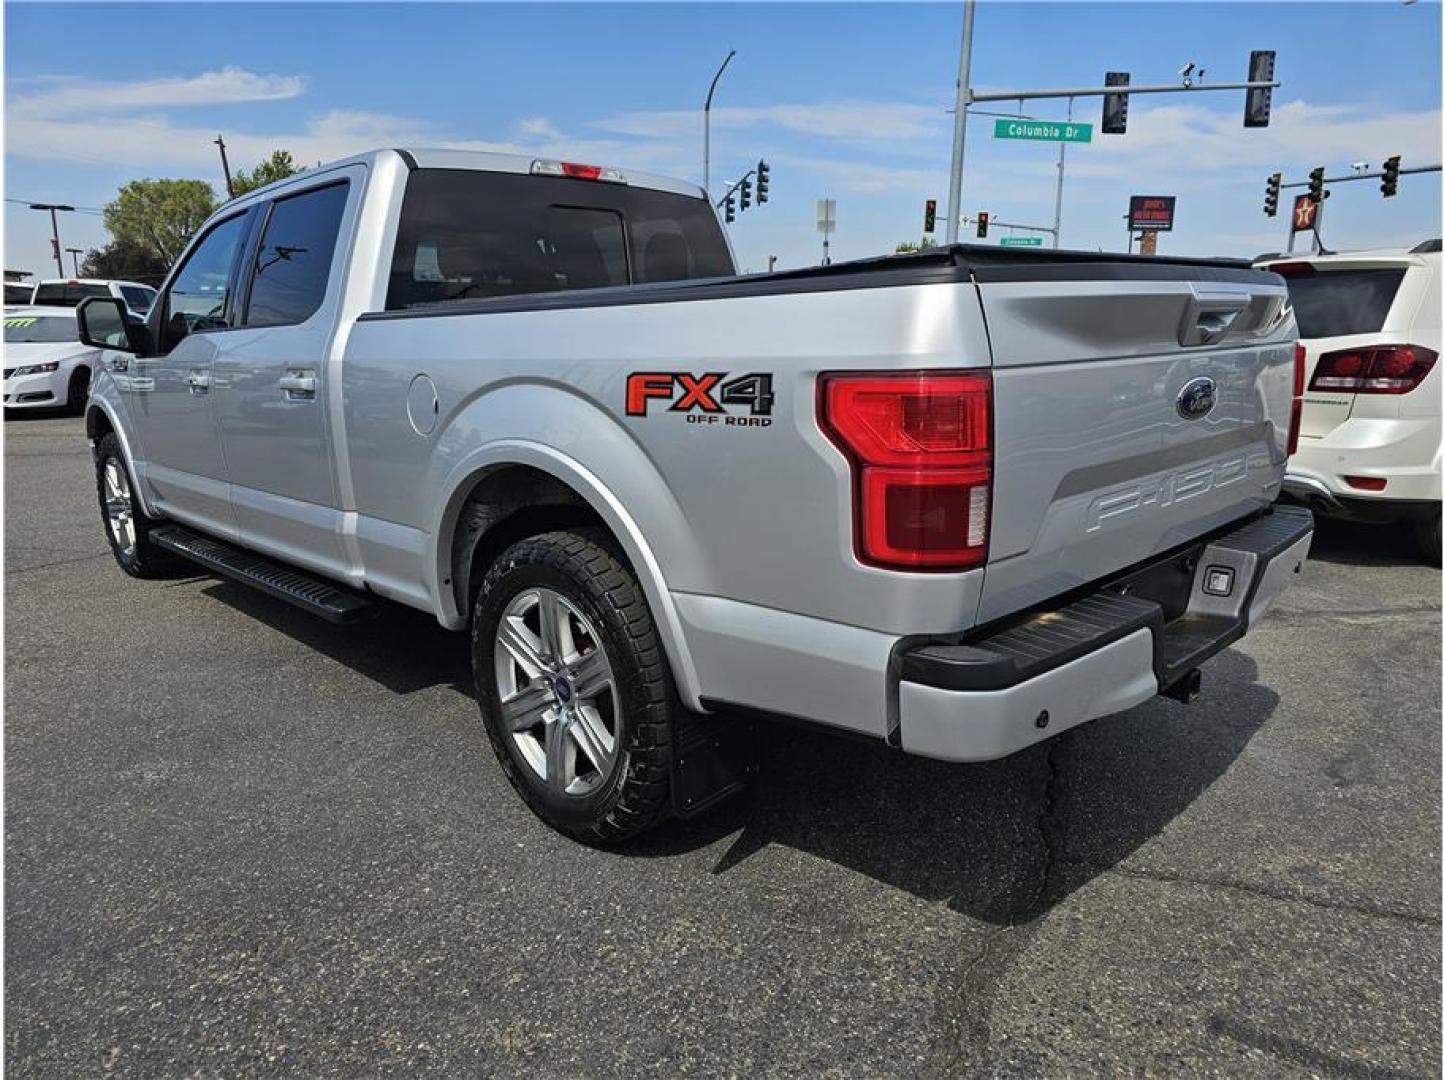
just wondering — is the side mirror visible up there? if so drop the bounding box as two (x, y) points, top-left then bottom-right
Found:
(77, 295), (149, 356)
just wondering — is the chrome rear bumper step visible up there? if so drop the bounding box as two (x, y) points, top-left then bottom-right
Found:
(149, 525), (376, 624)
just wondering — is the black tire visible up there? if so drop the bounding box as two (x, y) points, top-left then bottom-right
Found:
(66, 365), (91, 417)
(94, 432), (179, 578)
(471, 529), (673, 844)
(1414, 511), (1442, 566)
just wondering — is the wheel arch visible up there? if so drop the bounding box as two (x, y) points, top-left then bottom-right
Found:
(85, 398), (158, 518)
(433, 441), (706, 709)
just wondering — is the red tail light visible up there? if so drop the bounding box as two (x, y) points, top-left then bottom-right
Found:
(1308, 345), (1438, 394)
(1287, 342), (1305, 456)
(818, 371), (991, 570)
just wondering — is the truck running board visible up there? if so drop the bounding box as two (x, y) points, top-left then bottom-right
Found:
(149, 525), (376, 624)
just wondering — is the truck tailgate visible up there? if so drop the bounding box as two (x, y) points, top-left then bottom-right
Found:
(973, 260), (1295, 623)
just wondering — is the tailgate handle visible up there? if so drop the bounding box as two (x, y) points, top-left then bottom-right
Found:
(1179, 296), (1249, 347)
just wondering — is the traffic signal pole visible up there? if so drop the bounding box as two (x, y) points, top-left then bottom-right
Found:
(943, 0), (976, 245)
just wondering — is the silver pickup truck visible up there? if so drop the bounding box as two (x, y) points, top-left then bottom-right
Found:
(78, 147), (1313, 843)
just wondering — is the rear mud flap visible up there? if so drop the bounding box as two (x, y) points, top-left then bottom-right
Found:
(670, 710), (758, 818)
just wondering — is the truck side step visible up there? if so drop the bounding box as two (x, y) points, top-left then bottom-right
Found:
(149, 525), (376, 624)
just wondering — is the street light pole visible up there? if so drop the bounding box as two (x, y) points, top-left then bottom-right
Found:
(29, 203), (75, 277)
(944, 0), (976, 245)
(703, 50), (737, 198)
(66, 248), (83, 276)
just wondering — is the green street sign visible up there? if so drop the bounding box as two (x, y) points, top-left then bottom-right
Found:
(993, 119), (1093, 144)
(1000, 236), (1044, 247)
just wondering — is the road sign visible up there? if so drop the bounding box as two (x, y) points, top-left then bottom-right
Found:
(1292, 194), (1318, 231)
(1128, 195), (1176, 232)
(816, 199), (836, 235)
(1000, 236), (1043, 247)
(993, 118), (1093, 144)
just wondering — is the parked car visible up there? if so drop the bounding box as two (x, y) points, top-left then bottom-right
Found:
(3, 306), (101, 414)
(5, 281), (35, 305)
(29, 278), (157, 316)
(1257, 241), (1441, 562)
(77, 148), (1313, 843)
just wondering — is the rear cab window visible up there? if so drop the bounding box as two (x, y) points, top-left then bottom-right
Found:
(1283, 267), (1407, 339)
(242, 181), (349, 328)
(386, 169), (733, 310)
(32, 282), (110, 307)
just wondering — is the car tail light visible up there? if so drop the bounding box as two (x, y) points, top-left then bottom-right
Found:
(1287, 342), (1305, 456)
(1309, 345), (1438, 394)
(530, 159), (627, 184)
(818, 371), (991, 570)
(1344, 475), (1387, 491)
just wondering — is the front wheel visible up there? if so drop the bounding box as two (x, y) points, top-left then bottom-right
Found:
(471, 530), (674, 844)
(94, 432), (178, 578)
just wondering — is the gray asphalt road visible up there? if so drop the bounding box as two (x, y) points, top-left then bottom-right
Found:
(5, 412), (1440, 1077)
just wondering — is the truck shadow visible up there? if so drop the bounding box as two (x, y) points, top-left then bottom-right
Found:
(200, 577), (1276, 927)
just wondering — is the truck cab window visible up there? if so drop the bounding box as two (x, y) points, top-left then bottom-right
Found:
(162, 212), (249, 350)
(244, 182), (349, 328)
(386, 169), (733, 310)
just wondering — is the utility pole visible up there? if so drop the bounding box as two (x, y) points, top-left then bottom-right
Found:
(1051, 97), (1073, 249)
(702, 50), (736, 198)
(944, 0), (977, 245)
(29, 203), (74, 277)
(214, 135), (235, 199)
(65, 248), (83, 276)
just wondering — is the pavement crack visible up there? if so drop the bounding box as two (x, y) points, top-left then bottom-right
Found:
(1022, 733), (1071, 919)
(1070, 859), (1441, 927)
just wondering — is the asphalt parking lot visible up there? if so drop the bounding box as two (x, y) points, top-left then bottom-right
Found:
(4, 411), (1440, 1077)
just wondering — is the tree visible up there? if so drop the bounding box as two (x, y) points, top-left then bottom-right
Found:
(894, 237), (938, 253)
(103, 179), (217, 268)
(230, 149), (302, 196)
(79, 237), (170, 285)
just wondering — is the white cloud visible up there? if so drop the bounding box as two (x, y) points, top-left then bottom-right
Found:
(10, 67), (305, 117)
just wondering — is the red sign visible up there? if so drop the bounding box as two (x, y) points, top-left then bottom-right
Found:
(1292, 194), (1319, 231)
(1127, 195), (1175, 232)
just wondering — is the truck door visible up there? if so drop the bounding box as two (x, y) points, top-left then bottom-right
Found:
(212, 170), (359, 578)
(131, 208), (255, 540)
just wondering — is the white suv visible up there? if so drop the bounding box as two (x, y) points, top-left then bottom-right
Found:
(29, 278), (157, 316)
(1258, 241), (1441, 562)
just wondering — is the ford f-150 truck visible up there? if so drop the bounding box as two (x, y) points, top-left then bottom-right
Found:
(77, 148), (1313, 843)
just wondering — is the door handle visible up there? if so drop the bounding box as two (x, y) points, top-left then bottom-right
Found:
(186, 369), (211, 395)
(109, 356), (129, 373)
(279, 370), (317, 401)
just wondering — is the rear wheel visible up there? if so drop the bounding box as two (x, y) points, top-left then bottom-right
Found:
(1413, 510), (1441, 566)
(471, 530), (673, 844)
(94, 432), (178, 578)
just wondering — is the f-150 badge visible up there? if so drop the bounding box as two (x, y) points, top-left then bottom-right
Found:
(625, 371), (774, 425)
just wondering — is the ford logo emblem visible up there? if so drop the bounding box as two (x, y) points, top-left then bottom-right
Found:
(1176, 376), (1217, 421)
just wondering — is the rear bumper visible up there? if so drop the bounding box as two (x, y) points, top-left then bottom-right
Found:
(1286, 417), (1443, 506)
(896, 504), (1314, 762)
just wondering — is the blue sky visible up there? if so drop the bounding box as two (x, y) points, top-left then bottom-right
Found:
(5, 2), (1441, 276)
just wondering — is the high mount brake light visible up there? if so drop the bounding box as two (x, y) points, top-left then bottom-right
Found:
(818, 371), (992, 570)
(1267, 261), (1316, 278)
(530, 160), (628, 184)
(1288, 342), (1305, 457)
(1309, 345), (1438, 395)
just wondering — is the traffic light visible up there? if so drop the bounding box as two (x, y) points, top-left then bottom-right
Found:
(1381, 155), (1401, 197)
(976, 212), (989, 239)
(1264, 172), (1281, 217)
(1308, 166), (1326, 203)
(724, 194), (736, 224)
(1101, 71), (1130, 135)
(740, 176), (752, 211)
(1244, 50), (1276, 128)
(924, 199), (937, 234)
(756, 160), (769, 203)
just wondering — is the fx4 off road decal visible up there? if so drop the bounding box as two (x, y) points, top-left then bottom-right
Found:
(625, 372), (775, 426)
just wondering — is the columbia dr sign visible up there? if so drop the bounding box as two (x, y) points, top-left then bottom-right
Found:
(993, 119), (1094, 144)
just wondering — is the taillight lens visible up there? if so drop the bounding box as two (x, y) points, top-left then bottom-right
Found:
(1309, 345), (1438, 394)
(819, 371), (992, 570)
(1287, 342), (1305, 456)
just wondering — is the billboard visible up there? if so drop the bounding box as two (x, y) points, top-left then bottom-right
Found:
(1128, 195), (1176, 232)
